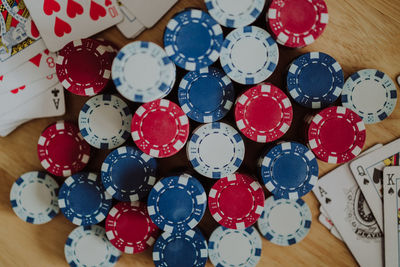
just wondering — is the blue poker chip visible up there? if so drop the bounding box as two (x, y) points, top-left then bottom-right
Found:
(58, 172), (112, 226)
(153, 228), (208, 267)
(208, 226), (262, 267)
(164, 9), (224, 71)
(10, 171), (59, 225)
(101, 146), (157, 202)
(178, 67), (235, 123)
(287, 52), (344, 109)
(260, 142), (319, 199)
(147, 174), (207, 233)
(257, 196), (312, 246)
(65, 225), (121, 267)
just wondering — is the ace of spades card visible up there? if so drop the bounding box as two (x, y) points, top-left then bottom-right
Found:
(23, 0), (123, 52)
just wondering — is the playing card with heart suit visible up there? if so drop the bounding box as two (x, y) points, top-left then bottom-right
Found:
(24, 0), (123, 52)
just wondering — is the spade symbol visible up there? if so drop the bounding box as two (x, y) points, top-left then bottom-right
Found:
(363, 179), (369, 185)
(389, 188), (394, 195)
(325, 198), (331, 204)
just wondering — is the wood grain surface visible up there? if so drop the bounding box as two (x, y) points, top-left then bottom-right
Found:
(1, 0), (399, 266)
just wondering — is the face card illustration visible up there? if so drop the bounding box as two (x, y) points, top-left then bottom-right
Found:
(350, 138), (400, 231)
(23, 0), (123, 51)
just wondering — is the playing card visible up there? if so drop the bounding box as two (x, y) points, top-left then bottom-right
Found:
(330, 226), (343, 241)
(0, 49), (56, 93)
(0, 119), (29, 137)
(24, 0), (123, 52)
(0, 1), (46, 73)
(116, 1), (145, 38)
(313, 144), (384, 267)
(120, 0), (177, 28)
(319, 213), (334, 230)
(383, 166), (400, 267)
(350, 138), (400, 231)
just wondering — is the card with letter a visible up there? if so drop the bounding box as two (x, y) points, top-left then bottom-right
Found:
(23, 0), (123, 51)
(383, 166), (400, 267)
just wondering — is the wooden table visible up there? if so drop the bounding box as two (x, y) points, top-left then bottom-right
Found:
(1, 0), (399, 266)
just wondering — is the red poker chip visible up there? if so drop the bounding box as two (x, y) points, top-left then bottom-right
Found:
(208, 173), (265, 229)
(235, 83), (293, 143)
(56, 38), (112, 96)
(105, 202), (159, 254)
(37, 120), (90, 177)
(131, 99), (190, 158)
(267, 0), (329, 48)
(308, 106), (366, 164)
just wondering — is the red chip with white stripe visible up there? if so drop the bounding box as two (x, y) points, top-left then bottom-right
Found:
(235, 83), (293, 143)
(267, 0), (329, 48)
(105, 202), (159, 254)
(208, 173), (265, 229)
(37, 121), (90, 177)
(307, 106), (366, 164)
(131, 99), (190, 158)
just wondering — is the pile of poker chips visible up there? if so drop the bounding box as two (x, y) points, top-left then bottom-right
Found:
(8, 1), (399, 267)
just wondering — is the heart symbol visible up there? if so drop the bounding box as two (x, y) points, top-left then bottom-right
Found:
(11, 85), (26, 94)
(54, 17), (72, 37)
(29, 53), (42, 67)
(325, 198), (331, 204)
(90, 0), (106, 21)
(389, 188), (394, 195)
(30, 20), (40, 38)
(44, 49), (50, 55)
(66, 0), (84, 18)
(43, 0), (61, 16)
(0, 75), (3, 82)
(105, 0), (112, 6)
(363, 179), (369, 185)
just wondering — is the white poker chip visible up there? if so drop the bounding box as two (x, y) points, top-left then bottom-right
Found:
(112, 41), (176, 103)
(65, 225), (121, 267)
(205, 0), (266, 28)
(220, 26), (279, 85)
(208, 226), (262, 267)
(187, 122), (245, 179)
(10, 171), (59, 224)
(79, 94), (132, 150)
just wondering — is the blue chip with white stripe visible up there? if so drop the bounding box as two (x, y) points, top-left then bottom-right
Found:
(257, 196), (312, 246)
(147, 174), (207, 233)
(65, 225), (121, 267)
(164, 9), (223, 71)
(342, 69), (397, 124)
(58, 172), (112, 226)
(79, 94), (132, 150)
(259, 142), (318, 199)
(187, 122), (245, 179)
(220, 26), (279, 85)
(10, 171), (59, 224)
(287, 52), (344, 109)
(153, 228), (208, 267)
(205, 0), (266, 28)
(101, 146), (157, 202)
(208, 226), (262, 267)
(178, 67), (235, 123)
(112, 41), (176, 103)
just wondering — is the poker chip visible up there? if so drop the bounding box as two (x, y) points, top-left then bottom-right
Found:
(101, 146), (157, 202)
(208, 173), (265, 229)
(79, 94), (132, 150)
(131, 99), (190, 158)
(307, 106), (366, 164)
(287, 52), (344, 109)
(178, 67), (235, 123)
(105, 202), (159, 254)
(342, 69), (397, 124)
(112, 41), (176, 103)
(56, 38), (112, 96)
(10, 171), (59, 224)
(147, 174), (207, 233)
(205, 0), (266, 28)
(267, 0), (329, 48)
(208, 226), (262, 267)
(164, 9), (223, 71)
(220, 26), (279, 85)
(260, 142), (319, 199)
(58, 172), (112, 226)
(37, 121), (90, 177)
(257, 196), (312, 246)
(65, 225), (121, 267)
(187, 122), (245, 179)
(235, 83), (293, 143)
(153, 228), (208, 267)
